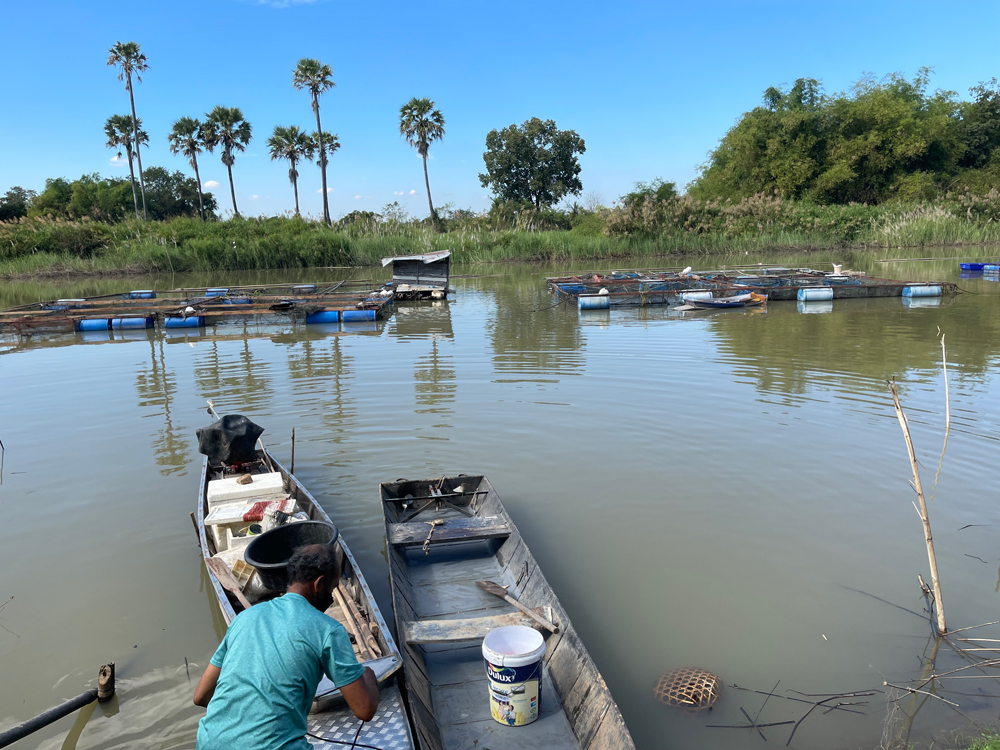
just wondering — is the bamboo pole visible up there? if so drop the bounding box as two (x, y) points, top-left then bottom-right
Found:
(888, 378), (946, 636)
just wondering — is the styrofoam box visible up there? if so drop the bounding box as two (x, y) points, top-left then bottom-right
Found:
(207, 472), (286, 509)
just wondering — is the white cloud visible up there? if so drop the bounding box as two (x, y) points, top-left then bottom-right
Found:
(316, 187), (333, 194)
(203, 180), (220, 189)
(251, 195), (259, 200)
(393, 191), (404, 196)
(353, 195), (362, 200)
(409, 189), (417, 195)
(109, 155), (125, 167)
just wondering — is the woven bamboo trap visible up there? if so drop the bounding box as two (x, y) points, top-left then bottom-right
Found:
(654, 667), (722, 711)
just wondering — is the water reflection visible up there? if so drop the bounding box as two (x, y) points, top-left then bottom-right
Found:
(134, 338), (188, 476)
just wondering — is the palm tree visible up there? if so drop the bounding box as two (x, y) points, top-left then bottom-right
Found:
(167, 117), (209, 220)
(267, 125), (315, 216)
(310, 130), (340, 204)
(292, 58), (336, 224)
(107, 41), (149, 220)
(104, 114), (148, 219)
(399, 97), (445, 232)
(203, 106), (252, 217)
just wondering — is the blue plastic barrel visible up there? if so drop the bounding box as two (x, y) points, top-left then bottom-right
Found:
(206, 288), (229, 297)
(111, 317), (153, 330)
(961, 263), (985, 271)
(165, 316), (205, 328)
(306, 310), (340, 324)
(797, 300), (833, 314)
(902, 285), (942, 297)
(293, 285), (316, 294)
(128, 290), (156, 300)
(578, 295), (611, 310)
(797, 287), (834, 301)
(342, 309), (376, 322)
(77, 318), (111, 332)
(983, 265), (1000, 272)
(680, 291), (713, 302)
(903, 296), (941, 308)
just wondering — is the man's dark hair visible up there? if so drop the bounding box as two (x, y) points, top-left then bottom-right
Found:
(287, 543), (341, 585)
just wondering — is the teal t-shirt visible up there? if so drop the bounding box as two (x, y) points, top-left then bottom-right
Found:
(197, 592), (366, 750)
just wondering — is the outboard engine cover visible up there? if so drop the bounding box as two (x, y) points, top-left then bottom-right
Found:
(196, 415), (264, 464)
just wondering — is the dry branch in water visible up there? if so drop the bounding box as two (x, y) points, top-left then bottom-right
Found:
(887, 378), (946, 636)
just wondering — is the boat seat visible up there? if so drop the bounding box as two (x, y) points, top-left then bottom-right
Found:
(402, 610), (547, 644)
(387, 516), (511, 546)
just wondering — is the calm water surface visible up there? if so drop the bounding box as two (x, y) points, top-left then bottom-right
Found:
(2, 251), (999, 749)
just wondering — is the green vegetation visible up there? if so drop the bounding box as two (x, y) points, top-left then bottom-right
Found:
(399, 97), (446, 232)
(480, 118), (586, 209)
(689, 70), (1000, 204)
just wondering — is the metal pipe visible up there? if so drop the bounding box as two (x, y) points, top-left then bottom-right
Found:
(0, 691), (97, 748)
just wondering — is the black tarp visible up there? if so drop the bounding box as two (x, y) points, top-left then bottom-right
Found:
(196, 415), (264, 464)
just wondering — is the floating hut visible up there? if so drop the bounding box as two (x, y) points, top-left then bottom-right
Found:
(0, 281), (394, 335)
(381, 251), (450, 300)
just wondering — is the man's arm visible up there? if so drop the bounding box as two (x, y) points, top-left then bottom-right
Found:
(193, 664), (221, 708)
(339, 666), (379, 721)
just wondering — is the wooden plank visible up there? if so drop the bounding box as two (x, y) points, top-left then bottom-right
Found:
(402, 611), (547, 644)
(388, 516), (510, 546)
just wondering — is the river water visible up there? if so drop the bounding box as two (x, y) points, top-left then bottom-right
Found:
(1, 250), (999, 749)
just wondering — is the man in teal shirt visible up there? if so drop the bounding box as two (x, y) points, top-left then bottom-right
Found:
(194, 544), (379, 749)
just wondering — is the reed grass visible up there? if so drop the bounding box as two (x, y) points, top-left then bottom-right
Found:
(2, 198), (1000, 279)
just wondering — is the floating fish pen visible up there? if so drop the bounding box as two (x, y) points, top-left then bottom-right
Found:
(381, 250), (450, 300)
(548, 268), (957, 308)
(0, 281), (395, 336)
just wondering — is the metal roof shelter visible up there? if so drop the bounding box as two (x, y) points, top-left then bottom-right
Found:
(381, 251), (451, 299)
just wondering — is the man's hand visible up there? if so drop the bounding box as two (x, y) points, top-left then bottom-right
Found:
(340, 667), (379, 721)
(194, 664), (221, 708)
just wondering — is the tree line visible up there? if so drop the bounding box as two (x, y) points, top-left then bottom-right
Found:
(689, 69), (1000, 204)
(1, 40), (588, 230)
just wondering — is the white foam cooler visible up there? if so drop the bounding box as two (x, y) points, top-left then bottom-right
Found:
(207, 472), (286, 509)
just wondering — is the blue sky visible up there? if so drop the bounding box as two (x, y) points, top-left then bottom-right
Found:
(1, 0), (998, 219)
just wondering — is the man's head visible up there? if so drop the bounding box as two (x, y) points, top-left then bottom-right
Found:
(286, 543), (341, 611)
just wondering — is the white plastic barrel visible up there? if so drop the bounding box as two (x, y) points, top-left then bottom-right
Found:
(483, 626), (545, 727)
(797, 300), (833, 314)
(578, 294), (610, 310)
(680, 291), (713, 302)
(902, 285), (942, 297)
(797, 287), (834, 301)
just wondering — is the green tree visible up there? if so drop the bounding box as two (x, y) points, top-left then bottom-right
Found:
(107, 41), (150, 220)
(957, 78), (1000, 170)
(203, 106), (252, 217)
(399, 97), (446, 231)
(0, 187), (37, 221)
(28, 178), (73, 217)
(104, 113), (147, 218)
(480, 118), (586, 209)
(142, 167), (217, 220)
(621, 178), (678, 207)
(167, 116), (209, 220)
(292, 58), (336, 225)
(267, 125), (315, 216)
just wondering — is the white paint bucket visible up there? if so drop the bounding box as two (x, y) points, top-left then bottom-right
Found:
(482, 625), (546, 727)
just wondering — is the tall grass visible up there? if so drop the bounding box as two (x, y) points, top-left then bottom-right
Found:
(3, 195), (1000, 279)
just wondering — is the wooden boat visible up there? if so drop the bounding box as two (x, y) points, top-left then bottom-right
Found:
(380, 475), (635, 750)
(683, 291), (767, 309)
(195, 427), (414, 750)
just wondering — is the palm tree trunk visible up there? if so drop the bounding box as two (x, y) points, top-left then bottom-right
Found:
(192, 155), (205, 221)
(291, 158), (300, 216)
(226, 161), (239, 217)
(125, 145), (140, 220)
(422, 155), (439, 232)
(126, 72), (148, 221)
(313, 94), (330, 225)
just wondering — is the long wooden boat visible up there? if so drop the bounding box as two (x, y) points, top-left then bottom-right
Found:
(380, 474), (635, 750)
(684, 292), (767, 309)
(196, 436), (414, 750)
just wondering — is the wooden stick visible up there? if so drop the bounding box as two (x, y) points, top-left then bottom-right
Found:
(290, 428), (295, 475)
(888, 379), (946, 636)
(476, 581), (560, 634)
(884, 681), (958, 707)
(946, 621), (1000, 636)
(206, 558), (252, 611)
(337, 584), (382, 658)
(332, 586), (375, 660)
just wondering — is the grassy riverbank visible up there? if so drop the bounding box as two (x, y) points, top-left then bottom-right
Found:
(3, 193), (1000, 279)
